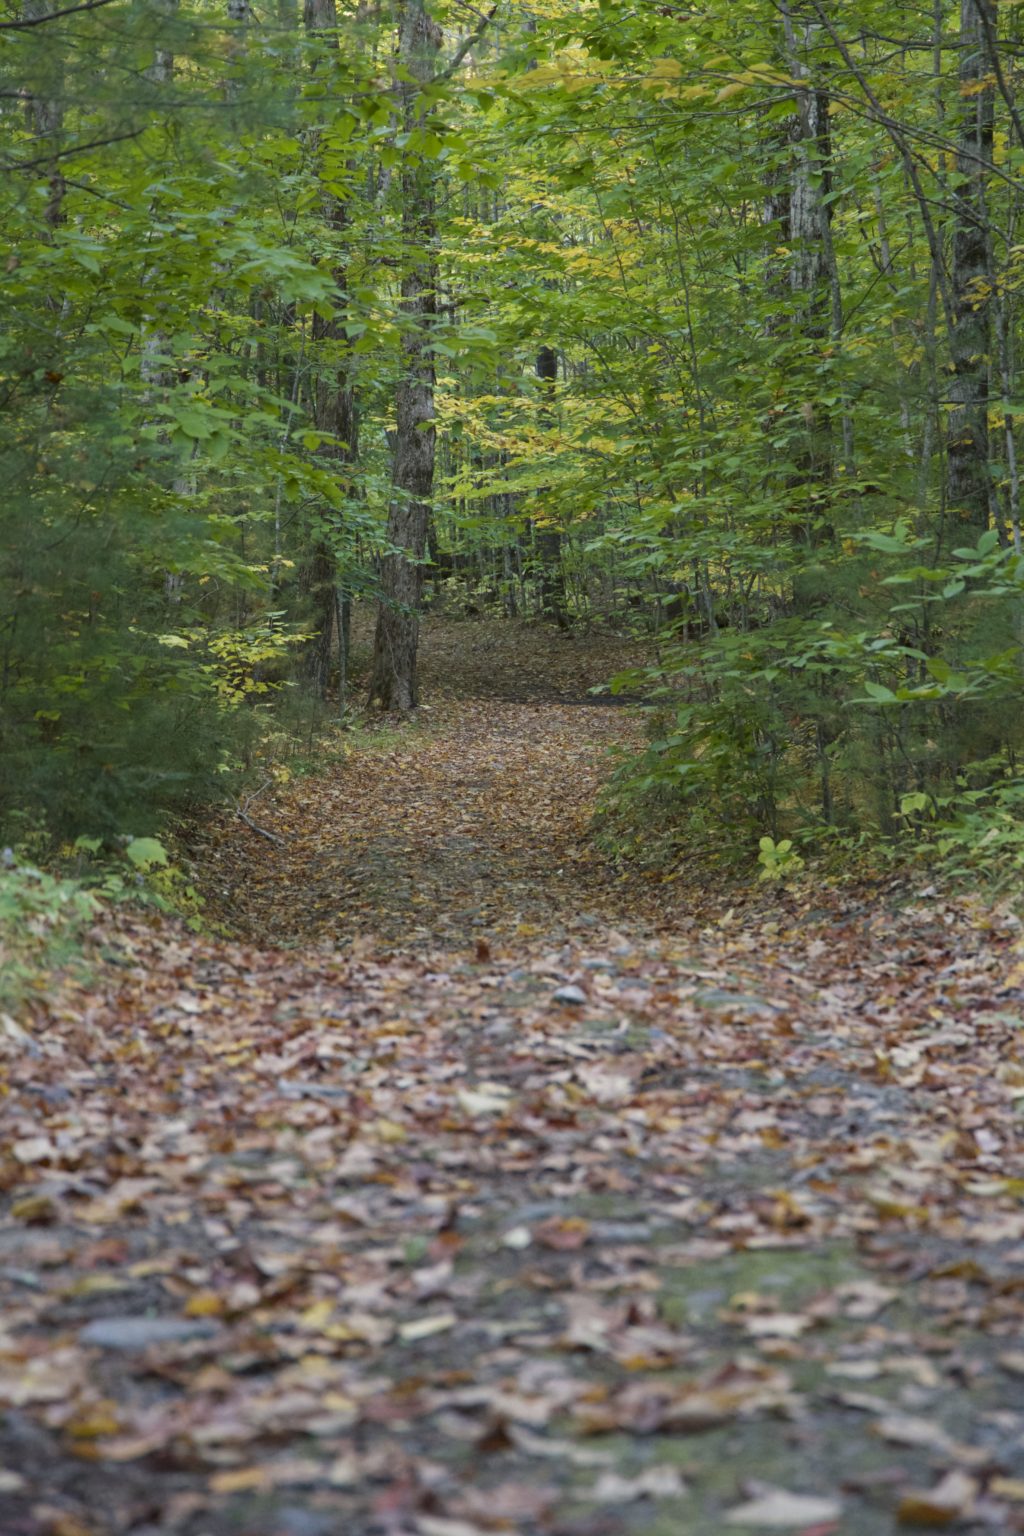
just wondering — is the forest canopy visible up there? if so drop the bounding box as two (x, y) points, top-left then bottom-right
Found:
(4, 0), (1024, 873)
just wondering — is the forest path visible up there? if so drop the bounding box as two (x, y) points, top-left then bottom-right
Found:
(4, 619), (1024, 1536)
(200, 614), (660, 951)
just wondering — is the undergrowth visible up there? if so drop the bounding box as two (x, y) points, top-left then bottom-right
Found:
(0, 862), (99, 1015)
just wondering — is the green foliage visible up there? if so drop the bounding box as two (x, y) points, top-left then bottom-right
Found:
(0, 859), (98, 1012)
(0, 0), (397, 846)
(605, 532), (1024, 867)
(757, 837), (805, 883)
(894, 768), (1024, 888)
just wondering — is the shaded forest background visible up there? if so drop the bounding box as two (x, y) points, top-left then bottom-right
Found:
(5, 0), (1024, 881)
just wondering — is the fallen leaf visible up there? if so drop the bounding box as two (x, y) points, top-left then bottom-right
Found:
(897, 1471), (977, 1527)
(456, 1083), (512, 1116)
(210, 1466), (272, 1494)
(990, 1478), (1024, 1503)
(724, 1489), (842, 1527)
(398, 1312), (457, 1341)
(533, 1216), (592, 1251)
(591, 1466), (687, 1501)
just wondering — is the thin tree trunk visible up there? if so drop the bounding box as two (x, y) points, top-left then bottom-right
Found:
(946, 0), (996, 538)
(23, 0), (65, 232)
(770, 4), (837, 556)
(138, 0), (188, 605)
(301, 0), (359, 700)
(369, 0), (440, 711)
(534, 343), (568, 627)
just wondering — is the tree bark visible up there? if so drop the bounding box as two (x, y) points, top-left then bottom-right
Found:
(369, 0), (440, 711)
(946, 0), (996, 537)
(301, 0), (359, 701)
(534, 343), (568, 627)
(23, 0), (65, 231)
(773, 4), (840, 552)
(138, 0), (189, 604)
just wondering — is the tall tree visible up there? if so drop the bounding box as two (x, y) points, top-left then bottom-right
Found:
(368, 0), (441, 710)
(22, 0), (65, 232)
(777, 1), (843, 546)
(302, 0), (358, 700)
(534, 341), (568, 626)
(946, 0), (996, 537)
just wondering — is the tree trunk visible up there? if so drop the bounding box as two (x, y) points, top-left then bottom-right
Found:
(300, 0), (359, 700)
(138, 0), (189, 604)
(772, 4), (839, 557)
(534, 343), (568, 627)
(23, 0), (65, 232)
(947, 0), (996, 537)
(369, 0), (440, 711)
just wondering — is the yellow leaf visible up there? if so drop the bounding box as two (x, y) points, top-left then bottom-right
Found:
(210, 1467), (272, 1495)
(184, 1291), (225, 1318)
(646, 58), (682, 79)
(67, 1407), (121, 1440)
(61, 1275), (126, 1299)
(398, 1312), (457, 1341)
(11, 1193), (57, 1224)
(299, 1299), (336, 1330)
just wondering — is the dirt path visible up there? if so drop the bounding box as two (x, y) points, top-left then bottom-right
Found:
(3, 620), (1024, 1536)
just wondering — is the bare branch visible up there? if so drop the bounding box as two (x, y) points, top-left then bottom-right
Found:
(2, 127), (143, 171)
(0, 0), (117, 29)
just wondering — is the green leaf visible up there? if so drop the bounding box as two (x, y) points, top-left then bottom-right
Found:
(170, 406), (215, 440)
(125, 837), (169, 870)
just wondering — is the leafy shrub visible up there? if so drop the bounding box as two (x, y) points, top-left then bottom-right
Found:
(604, 529), (1024, 879)
(0, 859), (98, 1012)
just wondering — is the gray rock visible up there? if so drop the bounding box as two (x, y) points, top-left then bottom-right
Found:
(552, 984), (588, 1006)
(79, 1316), (221, 1350)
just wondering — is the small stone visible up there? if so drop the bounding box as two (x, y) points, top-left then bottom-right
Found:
(79, 1316), (221, 1350)
(552, 984), (587, 1006)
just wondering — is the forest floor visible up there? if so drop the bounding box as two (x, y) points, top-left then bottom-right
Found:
(3, 616), (1024, 1536)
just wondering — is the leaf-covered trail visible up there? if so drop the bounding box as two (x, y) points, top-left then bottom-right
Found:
(202, 616), (657, 951)
(4, 621), (1024, 1536)
(203, 698), (647, 951)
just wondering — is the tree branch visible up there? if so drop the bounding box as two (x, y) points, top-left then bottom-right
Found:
(433, 1), (498, 86)
(798, 0), (956, 334)
(2, 127), (143, 171)
(0, 0), (117, 29)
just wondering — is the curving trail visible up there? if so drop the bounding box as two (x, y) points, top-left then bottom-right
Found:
(2, 618), (1024, 1536)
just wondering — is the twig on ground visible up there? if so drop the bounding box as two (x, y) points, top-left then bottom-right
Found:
(236, 779), (289, 845)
